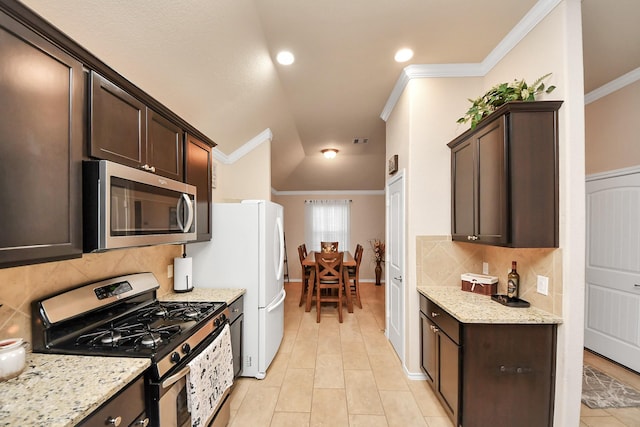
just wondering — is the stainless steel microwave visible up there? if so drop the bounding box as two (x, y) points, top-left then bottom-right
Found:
(83, 160), (197, 252)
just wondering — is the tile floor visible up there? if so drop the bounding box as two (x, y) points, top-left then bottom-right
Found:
(228, 281), (640, 427)
(580, 351), (640, 427)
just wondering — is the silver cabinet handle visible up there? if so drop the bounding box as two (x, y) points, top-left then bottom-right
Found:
(149, 166), (156, 172)
(431, 312), (440, 317)
(394, 276), (402, 282)
(232, 308), (240, 313)
(134, 418), (150, 427)
(635, 284), (640, 287)
(107, 416), (122, 426)
(430, 325), (439, 333)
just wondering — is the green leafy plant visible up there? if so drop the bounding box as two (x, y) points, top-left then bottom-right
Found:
(457, 73), (556, 129)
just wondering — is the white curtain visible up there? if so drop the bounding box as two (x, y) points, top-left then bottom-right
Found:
(304, 200), (351, 252)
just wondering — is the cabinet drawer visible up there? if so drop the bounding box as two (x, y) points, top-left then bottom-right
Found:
(425, 298), (460, 344)
(228, 296), (244, 324)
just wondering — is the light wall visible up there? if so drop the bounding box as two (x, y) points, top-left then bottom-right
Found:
(272, 193), (385, 283)
(387, 2), (585, 425)
(213, 140), (272, 202)
(585, 79), (640, 174)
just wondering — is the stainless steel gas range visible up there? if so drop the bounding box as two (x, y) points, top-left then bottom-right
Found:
(31, 272), (233, 427)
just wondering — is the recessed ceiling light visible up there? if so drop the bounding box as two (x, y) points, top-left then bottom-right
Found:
(276, 51), (295, 65)
(394, 48), (414, 63)
(321, 149), (338, 159)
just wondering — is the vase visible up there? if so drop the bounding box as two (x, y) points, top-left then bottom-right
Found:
(375, 261), (382, 286)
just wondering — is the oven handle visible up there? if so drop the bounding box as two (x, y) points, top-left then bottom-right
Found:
(161, 366), (190, 389)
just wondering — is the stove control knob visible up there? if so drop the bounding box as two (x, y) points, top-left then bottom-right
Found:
(214, 318), (221, 328)
(182, 343), (191, 354)
(170, 352), (181, 364)
(221, 313), (227, 322)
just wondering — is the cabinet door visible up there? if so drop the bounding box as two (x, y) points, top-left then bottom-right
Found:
(437, 330), (460, 423)
(0, 11), (83, 268)
(462, 324), (556, 427)
(420, 312), (437, 386)
(185, 134), (212, 241)
(90, 72), (146, 168)
(475, 116), (507, 245)
(451, 138), (475, 241)
(147, 109), (183, 181)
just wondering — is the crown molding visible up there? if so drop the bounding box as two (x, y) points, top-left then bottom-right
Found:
(272, 189), (385, 196)
(212, 128), (273, 164)
(380, 0), (562, 122)
(585, 67), (640, 105)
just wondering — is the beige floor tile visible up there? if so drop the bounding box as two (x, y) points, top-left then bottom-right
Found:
(289, 338), (318, 369)
(229, 378), (251, 411)
(581, 416), (629, 426)
(606, 408), (640, 427)
(275, 368), (315, 412)
(344, 369), (384, 415)
(310, 388), (349, 427)
(314, 353), (345, 388)
(342, 349), (371, 370)
(379, 390), (427, 427)
(424, 416), (454, 427)
(230, 384), (280, 427)
(259, 349), (290, 387)
(317, 333), (343, 355)
(270, 412), (311, 427)
(407, 379), (449, 418)
(349, 414), (389, 427)
(369, 353), (409, 391)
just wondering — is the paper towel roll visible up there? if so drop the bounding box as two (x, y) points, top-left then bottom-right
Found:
(174, 256), (193, 292)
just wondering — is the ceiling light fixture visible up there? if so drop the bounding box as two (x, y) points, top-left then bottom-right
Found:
(394, 48), (414, 63)
(321, 148), (338, 159)
(276, 50), (295, 65)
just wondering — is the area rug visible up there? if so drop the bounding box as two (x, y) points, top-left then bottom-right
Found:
(582, 364), (640, 409)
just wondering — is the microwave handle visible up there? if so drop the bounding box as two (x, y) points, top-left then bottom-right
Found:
(176, 194), (194, 232)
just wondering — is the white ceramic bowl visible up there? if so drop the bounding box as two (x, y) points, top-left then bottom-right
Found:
(0, 338), (27, 381)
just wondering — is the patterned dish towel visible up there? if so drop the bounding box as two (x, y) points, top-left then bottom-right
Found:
(186, 323), (234, 427)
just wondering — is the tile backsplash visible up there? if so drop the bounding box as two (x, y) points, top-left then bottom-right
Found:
(0, 245), (181, 341)
(417, 236), (562, 316)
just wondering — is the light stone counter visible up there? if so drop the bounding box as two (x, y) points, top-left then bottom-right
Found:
(417, 286), (562, 324)
(160, 287), (245, 305)
(0, 353), (149, 427)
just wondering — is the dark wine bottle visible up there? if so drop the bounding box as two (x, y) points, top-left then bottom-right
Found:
(507, 261), (520, 299)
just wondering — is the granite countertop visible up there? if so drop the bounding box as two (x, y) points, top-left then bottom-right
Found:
(160, 287), (245, 305)
(417, 286), (562, 324)
(0, 353), (149, 427)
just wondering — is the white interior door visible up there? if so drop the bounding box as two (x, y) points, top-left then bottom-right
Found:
(387, 172), (405, 362)
(585, 169), (640, 372)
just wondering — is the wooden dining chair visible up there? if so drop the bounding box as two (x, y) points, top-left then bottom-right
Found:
(320, 241), (339, 253)
(347, 244), (364, 308)
(314, 251), (344, 323)
(298, 244), (312, 307)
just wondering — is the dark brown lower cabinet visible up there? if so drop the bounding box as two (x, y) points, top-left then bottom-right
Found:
(420, 295), (557, 427)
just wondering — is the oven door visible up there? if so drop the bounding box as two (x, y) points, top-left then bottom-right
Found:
(148, 324), (231, 427)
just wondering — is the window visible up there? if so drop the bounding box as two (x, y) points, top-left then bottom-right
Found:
(304, 200), (351, 252)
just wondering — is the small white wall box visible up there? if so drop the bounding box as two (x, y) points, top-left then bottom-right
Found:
(461, 273), (498, 296)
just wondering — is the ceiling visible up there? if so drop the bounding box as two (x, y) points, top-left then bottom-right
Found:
(19, 0), (640, 192)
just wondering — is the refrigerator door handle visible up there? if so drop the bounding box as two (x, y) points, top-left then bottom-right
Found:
(275, 216), (285, 281)
(267, 289), (287, 313)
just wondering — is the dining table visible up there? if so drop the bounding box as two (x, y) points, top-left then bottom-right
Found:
(302, 251), (356, 313)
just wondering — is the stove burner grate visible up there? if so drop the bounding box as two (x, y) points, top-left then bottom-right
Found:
(75, 322), (182, 350)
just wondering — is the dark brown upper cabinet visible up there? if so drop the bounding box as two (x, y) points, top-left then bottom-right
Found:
(185, 133), (213, 241)
(448, 101), (563, 248)
(90, 71), (183, 181)
(0, 6), (83, 268)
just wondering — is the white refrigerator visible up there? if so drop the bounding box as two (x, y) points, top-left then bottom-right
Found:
(187, 200), (285, 379)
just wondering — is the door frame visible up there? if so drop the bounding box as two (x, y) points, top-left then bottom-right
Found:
(386, 169), (406, 364)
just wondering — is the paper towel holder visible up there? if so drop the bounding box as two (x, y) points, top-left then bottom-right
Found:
(173, 250), (194, 293)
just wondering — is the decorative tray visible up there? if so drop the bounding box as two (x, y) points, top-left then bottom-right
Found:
(491, 294), (530, 308)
